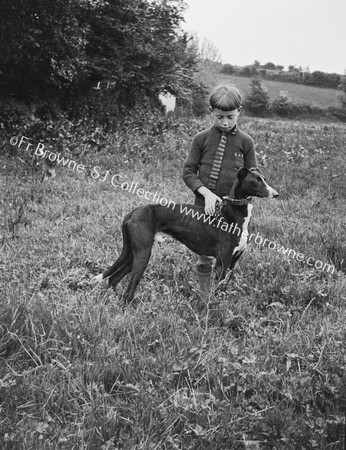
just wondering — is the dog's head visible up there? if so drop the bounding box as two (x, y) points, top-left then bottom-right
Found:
(224, 167), (279, 200)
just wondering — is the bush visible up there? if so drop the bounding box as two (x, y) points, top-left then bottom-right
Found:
(270, 91), (293, 117)
(220, 64), (235, 75)
(0, 0), (199, 121)
(239, 65), (258, 77)
(243, 78), (270, 116)
(175, 81), (209, 117)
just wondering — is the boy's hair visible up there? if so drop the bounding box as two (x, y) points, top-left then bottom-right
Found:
(209, 85), (242, 111)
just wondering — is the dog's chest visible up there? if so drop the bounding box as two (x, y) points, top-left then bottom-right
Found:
(232, 204), (253, 256)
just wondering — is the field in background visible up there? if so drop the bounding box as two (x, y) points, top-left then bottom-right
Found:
(1, 115), (346, 449)
(219, 74), (341, 108)
(195, 63), (342, 109)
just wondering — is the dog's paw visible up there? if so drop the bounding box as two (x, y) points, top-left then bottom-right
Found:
(154, 232), (166, 243)
(91, 273), (104, 284)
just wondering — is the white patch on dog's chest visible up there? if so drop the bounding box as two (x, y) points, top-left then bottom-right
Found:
(232, 204), (253, 256)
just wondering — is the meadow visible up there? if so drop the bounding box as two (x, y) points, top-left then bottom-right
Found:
(0, 113), (346, 449)
(195, 65), (342, 109)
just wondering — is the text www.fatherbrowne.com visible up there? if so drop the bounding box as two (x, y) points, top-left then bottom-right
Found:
(179, 205), (335, 275)
(10, 134), (335, 275)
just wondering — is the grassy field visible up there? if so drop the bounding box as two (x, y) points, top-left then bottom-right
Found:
(195, 65), (342, 109)
(1, 114), (346, 449)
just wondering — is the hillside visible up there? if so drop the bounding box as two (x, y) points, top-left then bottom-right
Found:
(195, 64), (342, 109)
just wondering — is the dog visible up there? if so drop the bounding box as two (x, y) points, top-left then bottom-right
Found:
(93, 167), (279, 303)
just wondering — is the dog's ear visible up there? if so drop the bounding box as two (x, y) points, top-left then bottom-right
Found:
(237, 167), (249, 180)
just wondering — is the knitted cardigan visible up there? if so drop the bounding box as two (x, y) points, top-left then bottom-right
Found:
(183, 125), (258, 204)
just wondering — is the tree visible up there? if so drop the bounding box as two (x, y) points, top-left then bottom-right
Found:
(239, 65), (258, 77)
(244, 78), (270, 115)
(199, 38), (222, 63)
(0, 0), (198, 113)
(263, 62), (276, 70)
(0, 0), (88, 99)
(339, 75), (346, 108)
(220, 64), (235, 75)
(306, 71), (340, 88)
(271, 90), (293, 117)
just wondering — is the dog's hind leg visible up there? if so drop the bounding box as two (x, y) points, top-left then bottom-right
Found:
(122, 221), (155, 304)
(108, 260), (132, 287)
(122, 248), (152, 304)
(93, 218), (133, 286)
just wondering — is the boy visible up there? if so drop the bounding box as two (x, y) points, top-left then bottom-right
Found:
(182, 84), (258, 295)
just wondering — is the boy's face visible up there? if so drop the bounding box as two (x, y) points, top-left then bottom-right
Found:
(210, 107), (241, 132)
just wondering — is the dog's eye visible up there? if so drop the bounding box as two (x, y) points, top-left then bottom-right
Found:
(256, 178), (261, 183)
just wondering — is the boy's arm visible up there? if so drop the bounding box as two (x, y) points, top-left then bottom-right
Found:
(243, 136), (258, 169)
(182, 135), (204, 193)
(183, 134), (222, 215)
(196, 186), (222, 216)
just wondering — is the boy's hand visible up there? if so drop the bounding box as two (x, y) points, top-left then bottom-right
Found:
(197, 187), (222, 216)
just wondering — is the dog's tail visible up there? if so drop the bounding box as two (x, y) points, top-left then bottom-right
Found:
(92, 216), (133, 286)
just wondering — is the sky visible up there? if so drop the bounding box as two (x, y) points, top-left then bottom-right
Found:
(182, 0), (346, 74)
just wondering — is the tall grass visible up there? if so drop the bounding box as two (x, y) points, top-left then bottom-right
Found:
(1, 114), (345, 449)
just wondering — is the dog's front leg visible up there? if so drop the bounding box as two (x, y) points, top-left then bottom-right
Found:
(214, 257), (228, 292)
(215, 250), (244, 293)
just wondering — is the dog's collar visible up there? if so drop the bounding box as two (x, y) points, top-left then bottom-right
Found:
(214, 197), (251, 219)
(223, 197), (252, 206)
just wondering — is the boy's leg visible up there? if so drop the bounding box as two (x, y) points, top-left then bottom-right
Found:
(196, 255), (213, 297)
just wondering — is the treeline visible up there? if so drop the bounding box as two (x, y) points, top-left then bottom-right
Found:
(221, 62), (342, 90)
(0, 0), (201, 121)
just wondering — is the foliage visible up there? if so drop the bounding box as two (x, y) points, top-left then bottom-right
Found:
(0, 0), (198, 114)
(0, 0), (89, 99)
(220, 64), (236, 75)
(81, 0), (197, 106)
(244, 78), (270, 116)
(270, 91), (293, 117)
(239, 65), (259, 77)
(263, 62), (276, 70)
(304, 71), (341, 89)
(219, 62), (341, 89)
(338, 75), (346, 113)
(176, 81), (210, 117)
(187, 33), (222, 64)
(199, 37), (223, 63)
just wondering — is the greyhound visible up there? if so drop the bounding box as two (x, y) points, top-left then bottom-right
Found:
(93, 167), (279, 303)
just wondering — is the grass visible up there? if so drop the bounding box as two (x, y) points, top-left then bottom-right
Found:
(1, 114), (346, 449)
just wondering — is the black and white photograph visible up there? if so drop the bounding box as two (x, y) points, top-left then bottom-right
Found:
(0, 0), (345, 448)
